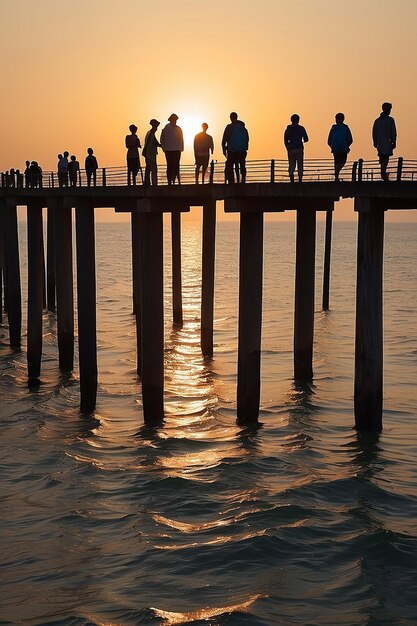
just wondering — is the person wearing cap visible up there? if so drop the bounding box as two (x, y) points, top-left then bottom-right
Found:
(194, 123), (214, 184)
(125, 124), (142, 185)
(160, 113), (184, 184)
(142, 119), (161, 186)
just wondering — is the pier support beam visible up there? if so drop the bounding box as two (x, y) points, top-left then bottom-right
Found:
(0, 204), (5, 322)
(141, 211), (164, 423)
(171, 211), (183, 326)
(294, 208), (316, 381)
(354, 198), (384, 431)
(237, 211), (264, 423)
(201, 200), (216, 357)
(27, 203), (43, 383)
(75, 203), (97, 413)
(322, 208), (333, 311)
(53, 202), (74, 371)
(4, 200), (21, 347)
(131, 210), (142, 375)
(46, 207), (56, 310)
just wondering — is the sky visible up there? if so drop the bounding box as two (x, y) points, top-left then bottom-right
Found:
(1, 0), (417, 221)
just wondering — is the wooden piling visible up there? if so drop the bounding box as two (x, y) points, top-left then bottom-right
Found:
(27, 203), (43, 383)
(41, 226), (47, 309)
(171, 211), (183, 326)
(4, 201), (21, 347)
(75, 203), (97, 413)
(322, 208), (333, 311)
(131, 210), (142, 375)
(294, 208), (316, 381)
(46, 207), (56, 310)
(237, 211), (264, 423)
(354, 198), (384, 431)
(54, 202), (74, 371)
(0, 204), (5, 321)
(141, 211), (164, 423)
(201, 200), (216, 357)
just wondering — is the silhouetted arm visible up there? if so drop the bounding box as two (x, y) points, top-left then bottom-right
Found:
(193, 136), (198, 160)
(327, 127), (333, 148)
(179, 128), (184, 152)
(303, 128), (309, 144)
(372, 120), (378, 149)
(160, 128), (166, 152)
(391, 119), (397, 149)
(222, 125), (230, 156)
(347, 126), (353, 147)
(245, 129), (249, 150)
(284, 128), (289, 149)
(94, 157), (98, 169)
(210, 136), (214, 154)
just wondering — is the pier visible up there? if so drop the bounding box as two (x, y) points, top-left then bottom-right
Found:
(1, 157), (416, 432)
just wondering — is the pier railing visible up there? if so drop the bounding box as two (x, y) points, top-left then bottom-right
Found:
(2, 157), (417, 189)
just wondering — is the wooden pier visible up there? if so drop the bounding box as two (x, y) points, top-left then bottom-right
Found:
(1, 157), (417, 431)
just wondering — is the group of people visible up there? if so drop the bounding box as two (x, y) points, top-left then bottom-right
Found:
(57, 149), (99, 187)
(2, 103), (397, 188)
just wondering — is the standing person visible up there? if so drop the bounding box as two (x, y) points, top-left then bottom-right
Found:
(221, 112), (249, 183)
(142, 119), (161, 186)
(68, 155), (80, 187)
(85, 148), (98, 187)
(328, 113), (353, 181)
(9, 168), (16, 188)
(284, 114), (309, 182)
(160, 114), (184, 184)
(57, 151), (69, 187)
(194, 123), (214, 184)
(29, 161), (41, 188)
(372, 102), (397, 181)
(24, 160), (31, 187)
(125, 124), (142, 185)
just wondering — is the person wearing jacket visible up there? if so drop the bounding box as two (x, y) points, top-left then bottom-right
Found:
(160, 114), (184, 184)
(372, 102), (397, 181)
(284, 114), (309, 182)
(222, 112), (249, 183)
(328, 113), (353, 181)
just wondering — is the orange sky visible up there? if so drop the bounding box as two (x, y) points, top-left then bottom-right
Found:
(1, 0), (417, 221)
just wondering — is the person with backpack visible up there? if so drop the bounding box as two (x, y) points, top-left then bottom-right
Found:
(328, 113), (353, 181)
(222, 112), (249, 183)
(142, 119), (161, 186)
(284, 114), (309, 182)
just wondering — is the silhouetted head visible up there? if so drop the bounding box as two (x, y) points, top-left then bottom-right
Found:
(335, 112), (345, 124)
(87, 147), (94, 155)
(129, 124), (138, 133)
(150, 119), (160, 128)
(291, 114), (300, 124)
(202, 123), (208, 132)
(16, 169), (20, 174)
(71, 155), (76, 161)
(25, 160), (30, 167)
(230, 112), (238, 123)
(58, 154), (63, 160)
(168, 114), (178, 123)
(382, 102), (392, 114)
(63, 151), (69, 158)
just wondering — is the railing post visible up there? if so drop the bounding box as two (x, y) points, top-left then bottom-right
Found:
(396, 157), (403, 182)
(102, 168), (106, 187)
(209, 160), (215, 184)
(51, 172), (55, 188)
(358, 159), (363, 182)
(270, 159), (275, 183)
(351, 161), (358, 182)
(78, 169), (82, 187)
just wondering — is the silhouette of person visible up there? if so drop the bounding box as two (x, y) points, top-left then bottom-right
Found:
(328, 113), (353, 182)
(24, 160), (31, 188)
(284, 114), (309, 182)
(9, 168), (15, 188)
(15, 169), (22, 189)
(372, 102), (397, 181)
(29, 161), (42, 188)
(68, 155), (80, 187)
(143, 119), (161, 186)
(57, 151), (69, 187)
(222, 112), (249, 183)
(160, 114), (184, 184)
(194, 123), (214, 184)
(85, 148), (98, 187)
(125, 124), (142, 186)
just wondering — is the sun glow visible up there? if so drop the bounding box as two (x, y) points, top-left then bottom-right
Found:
(178, 115), (206, 149)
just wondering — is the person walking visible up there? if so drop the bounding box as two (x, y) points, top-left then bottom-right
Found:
(328, 113), (353, 181)
(284, 114), (309, 182)
(85, 148), (98, 187)
(222, 112), (249, 183)
(194, 123), (214, 183)
(160, 114), (184, 184)
(125, 124), (142, 185)
(142, 119), (161, 186)
(68, 155), (80, 187)
(372, 102), (397, 181)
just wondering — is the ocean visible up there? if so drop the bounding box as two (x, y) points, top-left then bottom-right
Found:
(1, 218), (417, 625)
